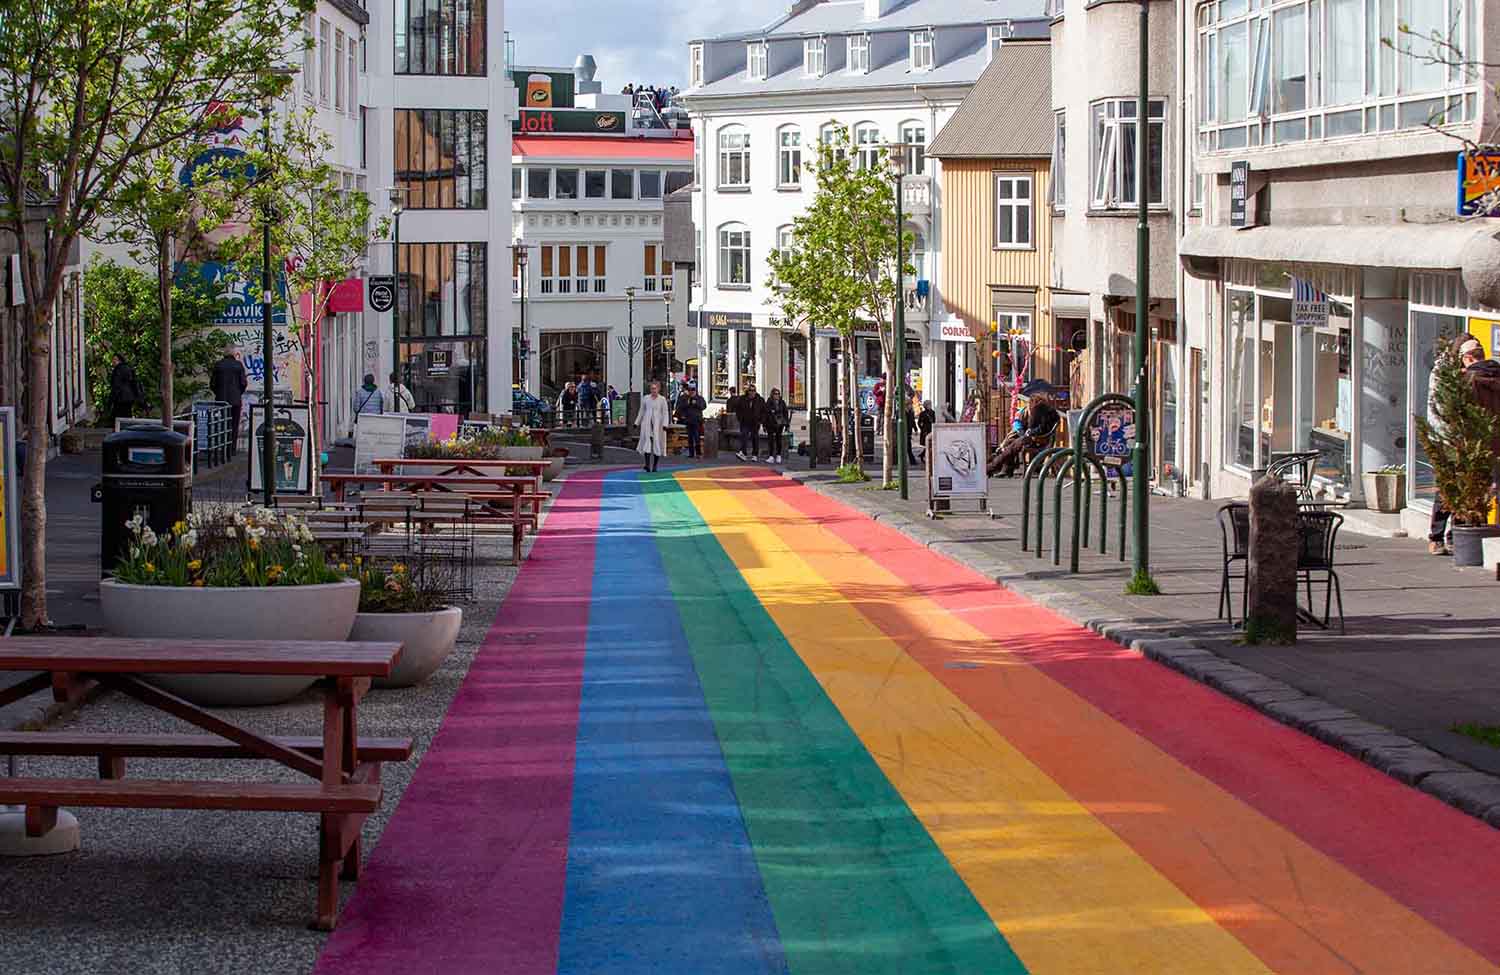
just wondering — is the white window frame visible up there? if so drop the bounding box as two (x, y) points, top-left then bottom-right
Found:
(643, 242), (672, 293)
(854, 122), (881, 171)
(319, 19), (332, 105)
(689, 44), (704, 88)
(1089, 97), (1167, 210)
(899, 121), (926, 175)
(805, 36), (827, 78)
(302, 15), (316, 94)
(778, 125), (802, 188)
(994, 173), (1034, 249)
(719, 224), (751, 287)
(347, 39), (358, 117)
(718, 125), (751, 188)
(638, 169), (663, 199)
(334, 30), (346, 111)
(747, 41), (768, 81)
(988, 24), (1010, 61)
(910, 29), (934, 71)
(776, 225), (795, 263)
(819, 122), (848, 166)
(848, 33), (870, 74)
(1051, 110), (1067, 208)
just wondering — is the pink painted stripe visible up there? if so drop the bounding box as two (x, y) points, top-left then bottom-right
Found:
(315, 471), (606, 974)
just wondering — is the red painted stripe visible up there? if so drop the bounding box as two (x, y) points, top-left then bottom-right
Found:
(315, 472), (605, 974)
(750, 469), (1500, 966)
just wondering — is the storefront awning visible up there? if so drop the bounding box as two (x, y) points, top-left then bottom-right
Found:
(1179, 223), (1500, 273)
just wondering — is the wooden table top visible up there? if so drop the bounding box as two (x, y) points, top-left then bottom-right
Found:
(322, 473), (534, 487)
(373, 458), (551, 469)
(0, 639), (403, 677)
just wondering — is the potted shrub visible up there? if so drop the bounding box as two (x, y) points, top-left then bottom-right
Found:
(1416, 350), (1500, 566)
(1361, 464), (1407, 513)
(346, 560), (462, 689)
(100, 507), (358, 706)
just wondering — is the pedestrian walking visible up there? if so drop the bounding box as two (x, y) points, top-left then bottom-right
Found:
(109, 353), (145, 421)
(730, 383), (765, 461)
(917, 399), (936, 462)
(637, 381), (670, 472)
(209, 350), (249, 455)
(763, 388), (791, 464)
(675, 381), (707, 458)
(1427, 335), (1500, 554)
(350, 373), (383, 435)
(577, 373), (599, 425)
(383, 371), (417, 414)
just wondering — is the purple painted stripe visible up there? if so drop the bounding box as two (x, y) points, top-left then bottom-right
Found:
(315, 471), (607, 975)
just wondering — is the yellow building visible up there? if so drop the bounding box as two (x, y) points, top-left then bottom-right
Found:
(930, 41), (1072, 439)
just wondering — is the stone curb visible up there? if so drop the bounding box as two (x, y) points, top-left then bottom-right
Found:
(783, 469), (1500, 831)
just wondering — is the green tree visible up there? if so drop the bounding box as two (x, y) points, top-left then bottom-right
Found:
(766, 126), (912, 480)
(83, 257), (226, 421)
(0, 0), (306, 628)
(1415, 350), (1500, 526)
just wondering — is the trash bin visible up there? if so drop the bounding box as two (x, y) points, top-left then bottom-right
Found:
(99, 424), (191, 576)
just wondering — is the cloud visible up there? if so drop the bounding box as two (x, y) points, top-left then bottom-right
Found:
(507, 0), (781, 87)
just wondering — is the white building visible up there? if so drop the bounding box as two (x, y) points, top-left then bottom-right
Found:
(509, 58), (694, 403)
(681, 0), (1049, 424)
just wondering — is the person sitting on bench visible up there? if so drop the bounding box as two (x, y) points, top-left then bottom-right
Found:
(988, 392), (1060, 477)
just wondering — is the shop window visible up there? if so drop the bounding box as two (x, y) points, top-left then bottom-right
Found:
(1293, 299), (1354, 489)
(396, 242), (488, 338)
(396, 0), (487, 76)
(708, 329), (731, 401)
(787, 337), (807, 408)
(1409, 311), (1468, 508)
(644, 329), (674, 386)
(1227, 290), (1256, 468)
(396, 109), (489, 209)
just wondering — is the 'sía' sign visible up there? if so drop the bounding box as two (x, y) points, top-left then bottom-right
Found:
(1457, 151), (1500, 216)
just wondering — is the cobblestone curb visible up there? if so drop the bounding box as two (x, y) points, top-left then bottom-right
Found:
(784, 470), (1500, 831)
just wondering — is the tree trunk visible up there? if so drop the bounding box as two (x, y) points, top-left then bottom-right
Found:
(157, 234), (174, 425)
(20, 302), (52, 630)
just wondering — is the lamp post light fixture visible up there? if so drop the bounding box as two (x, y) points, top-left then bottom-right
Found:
(512, 241), (531, 391)
(886, 143), (912, 500)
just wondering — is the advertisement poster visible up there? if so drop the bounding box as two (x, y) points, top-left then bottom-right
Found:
(249, 404), (314, 495)
(1087, 405), (1136, 476)
(0, 408), (19, 591)
(929, 423), (987, 500)
(353, 413), (432, 473)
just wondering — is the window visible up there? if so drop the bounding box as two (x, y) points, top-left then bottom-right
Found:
(1047, 111), (1067, 209)
(747, 41), (767, 80)
(395, 108), (489, 209)
(910, 30), (934, 71)
(820, 122), (847, 164)
(664, 170), (693, 195)
(988, 24), (1009, 60)
(584, 169), (607, 199)
(854, 123), (881, 171)
(347, 40), (358, 117)
(994, 174), (1033, 248)
(538, 245), (606, 295)
(776, 225), (794, 262)
(805, 36), (826, 77)
(555, 168), (579, 200)
(512, 167), (521, 200)
(899, 122), (926, 175)
(643, 242), (673, 292)
(778, 126), (802, 187)
(395, 242), (488, 336)
(319, 19), (332, 104)
(639, 170), (662, 199)
(334, 31), (346, 111)
(719, 223), (751, 287)
(689, 44), (704, 88)
(1089, 98), (1165, 209)
(302, 15), (315, 94)
(848, 34), (870, 74)
(718, 126), (750, 187)
(1196, 0), (1476, 150)
(396, 0), (487, 76)
(611, 168), (634, 200)
(527, 167), (551, 200)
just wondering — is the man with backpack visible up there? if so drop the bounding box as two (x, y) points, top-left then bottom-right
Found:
(730, 383), (765, 461)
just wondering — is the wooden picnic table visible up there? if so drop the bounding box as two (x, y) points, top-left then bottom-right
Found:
(0, 637), (409, 930)
(373, 459), (552, 532)
(321, 472), (536, 563)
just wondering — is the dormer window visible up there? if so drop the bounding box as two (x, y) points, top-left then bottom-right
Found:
(906, 29), (930, 71)
(747, 41), (767, 80)
(988, 24), (1010, 61)
(804, 36), (827, 77)
(848, 33), (870, 74)
(689, 44), (704, 88)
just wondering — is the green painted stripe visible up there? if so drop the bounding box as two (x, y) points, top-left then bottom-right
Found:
(644, 477), (1030, 975)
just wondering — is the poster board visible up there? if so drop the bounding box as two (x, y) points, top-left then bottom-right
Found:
(927, 422), (992, 518)
(1085, 404), (1136, 477)
(0, 408), (20, 592)
(352, 413), (432, 473)
(248, 403), (315, 495)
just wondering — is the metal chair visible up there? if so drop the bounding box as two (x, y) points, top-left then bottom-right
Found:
(1266, 451), (1320, 501)
(1296, 510), (1346, 633)
(1217, 502), (1251, 625)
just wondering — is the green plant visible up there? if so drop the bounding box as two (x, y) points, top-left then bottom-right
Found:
(1415, 351), (1500, 525)
(1452, 723), (1500, 749)
(112, 506), (342, 588)
(835, 463), (869, 484)
(354, 560), (451, 614)
(1124, 569), (1163, 596)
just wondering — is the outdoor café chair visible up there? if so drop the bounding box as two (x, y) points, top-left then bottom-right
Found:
(1267, 451), (1320, 501)
(1217, 502), (1250, 626)
(1296, 510), (1346, 633)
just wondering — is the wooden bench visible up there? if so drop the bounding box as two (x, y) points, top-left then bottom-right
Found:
(0, 732), (411, 779)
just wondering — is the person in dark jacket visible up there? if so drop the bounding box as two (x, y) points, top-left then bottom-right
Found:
(917, 400), (936, 461)
(209, 351), (249, 455)
(576, 373), (599, 422)
(763, 388), (791, 464)
(674, 382), (707, 458)
(731, 383), (765, 461)
(559, 381), (579, 415)
(987, 392), (1060, 477)
(109, 353), (144, 421)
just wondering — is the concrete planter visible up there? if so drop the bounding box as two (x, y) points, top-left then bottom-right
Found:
(498, 445), (545, 461)
(349, 606), (463, 688)
(1361, 472), (1406, 513)
(98, 578), (360, 707)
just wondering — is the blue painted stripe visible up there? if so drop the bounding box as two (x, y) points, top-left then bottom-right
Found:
(556, 471), (788, 975)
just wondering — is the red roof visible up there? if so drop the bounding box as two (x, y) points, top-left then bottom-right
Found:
(513, 135), (694, 161)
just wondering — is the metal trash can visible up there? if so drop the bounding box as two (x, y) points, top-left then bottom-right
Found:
(99, 424), (191, 576)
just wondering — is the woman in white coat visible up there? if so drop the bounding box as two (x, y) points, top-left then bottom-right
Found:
(636, 381), (671, 472)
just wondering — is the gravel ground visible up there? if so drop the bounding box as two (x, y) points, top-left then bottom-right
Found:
(0, 525), (530, 975)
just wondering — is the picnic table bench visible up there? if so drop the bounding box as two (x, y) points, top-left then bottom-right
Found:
(322, 472), (539, 563)
(373, 459), (552, 532)
(0, 637), (410, 931)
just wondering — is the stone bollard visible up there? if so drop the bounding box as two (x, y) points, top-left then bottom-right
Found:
(590, 421), (604, 461)
(1246, 476), (1299, 644)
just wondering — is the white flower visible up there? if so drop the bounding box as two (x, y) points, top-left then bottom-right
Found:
(140, 527), (158, 547)
(181, 530), (198, 549)
(233, 512), (247, 526)
(224, 527), (238, 538)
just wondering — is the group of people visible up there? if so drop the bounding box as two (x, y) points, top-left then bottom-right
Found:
(557, 373), (615, 424)
(620, 83), (678, 111)
(727, 384), (793, 464)
(349, 371), (418, 433)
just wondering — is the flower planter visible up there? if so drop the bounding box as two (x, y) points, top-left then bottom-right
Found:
(498, 445), (545, 462)
(1361, 472), (1406, 513)
(348, 606), (463, 688)
(99, 578), (360, 707)
(1451, 524), (1500, 568)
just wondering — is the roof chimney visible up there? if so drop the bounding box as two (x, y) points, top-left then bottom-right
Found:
(574, 54), (601, 94)
(863, 0), (901, 20)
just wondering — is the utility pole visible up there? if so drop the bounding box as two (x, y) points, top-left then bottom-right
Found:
(892, 145), (909, 499)
(260, 92), (275, 507)
(1132, 0), (1152, 578)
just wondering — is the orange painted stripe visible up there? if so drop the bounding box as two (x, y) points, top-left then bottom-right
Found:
(718, 468), (1498, 975)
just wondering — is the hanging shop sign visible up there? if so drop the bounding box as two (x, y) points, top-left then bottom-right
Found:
(1457, 151), (1500, 216)
(248, 403), (315, 495)
(703, 310), (752, 330)
(0, 408), (20, 592)
(368, 276), (396, 313)
(1292, 277), (1329, 329)
(1230, 161), (1251, 227)
(936, 321), (976, 343)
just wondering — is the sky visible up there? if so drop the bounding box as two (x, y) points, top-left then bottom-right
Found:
(506, 0), (780, 89)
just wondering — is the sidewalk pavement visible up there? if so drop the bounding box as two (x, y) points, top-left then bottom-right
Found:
(782, 455), (1500, 827)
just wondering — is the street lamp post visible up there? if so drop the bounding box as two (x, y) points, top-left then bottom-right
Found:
(623, 286), (637, 396)
(388, 187), (404, 403)
(888, 144), (910, 500)
(260, 92), (276, 506)
(1132, 0), (1152, 578)
(512, 242), (530, 391)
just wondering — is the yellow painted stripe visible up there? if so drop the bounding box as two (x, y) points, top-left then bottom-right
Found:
(678, 470), (1272, 975)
